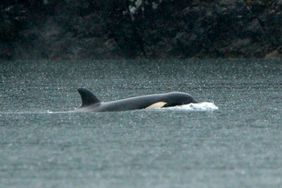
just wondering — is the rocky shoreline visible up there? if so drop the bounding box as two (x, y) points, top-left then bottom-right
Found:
(0, 0), (281, 60)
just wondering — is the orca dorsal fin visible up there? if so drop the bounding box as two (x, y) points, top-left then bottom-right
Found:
(77, 88), (100, 107)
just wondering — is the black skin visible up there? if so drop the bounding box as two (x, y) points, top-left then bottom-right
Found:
(76, 88), (197, 112)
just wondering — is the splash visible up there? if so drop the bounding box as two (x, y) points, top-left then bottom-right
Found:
(160, 102), (218, 111)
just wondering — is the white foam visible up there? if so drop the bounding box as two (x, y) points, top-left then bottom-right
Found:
(160, 102), (219, 111)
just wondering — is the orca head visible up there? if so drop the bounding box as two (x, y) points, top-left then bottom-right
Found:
(77, 88), (101, 107)
(181, 92), (197, 104)
(165, 92), (197, 106)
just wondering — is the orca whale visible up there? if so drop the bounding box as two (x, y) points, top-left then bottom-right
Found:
(75, 88), (197, 112)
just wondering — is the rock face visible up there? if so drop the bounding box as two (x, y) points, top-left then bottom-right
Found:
(0, 0), (281, 59)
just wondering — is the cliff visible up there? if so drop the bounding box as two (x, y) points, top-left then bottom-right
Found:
(0, 0), (281, 59)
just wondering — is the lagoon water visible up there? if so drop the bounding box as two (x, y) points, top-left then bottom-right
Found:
(0, 59), (281, 188)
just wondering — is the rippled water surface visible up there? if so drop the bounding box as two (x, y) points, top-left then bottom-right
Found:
(0, 59), (281, 188)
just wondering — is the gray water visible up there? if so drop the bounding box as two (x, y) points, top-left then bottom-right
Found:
(0, 59), (281, 188)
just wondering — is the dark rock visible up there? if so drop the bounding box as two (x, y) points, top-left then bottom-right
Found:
(0, 0), (281, 59)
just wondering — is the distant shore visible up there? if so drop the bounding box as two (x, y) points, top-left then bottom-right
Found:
(1, 0), (281, 60)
